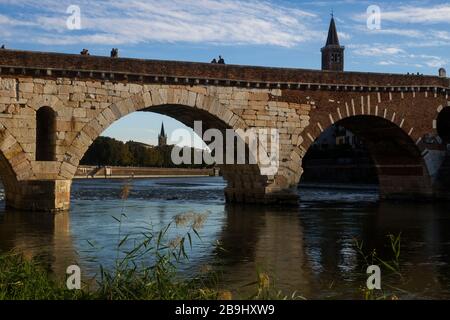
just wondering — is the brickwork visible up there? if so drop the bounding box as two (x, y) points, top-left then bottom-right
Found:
(0, 50), (448, 211)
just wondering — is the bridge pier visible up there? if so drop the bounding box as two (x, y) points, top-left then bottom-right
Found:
(222, 165), (299, 205)
(5, 180), (71, 212)
(378, 175), (434, 201)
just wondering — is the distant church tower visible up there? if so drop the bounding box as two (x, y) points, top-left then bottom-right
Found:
(158, 122), (167, 146)
(321, 15), (345, 71)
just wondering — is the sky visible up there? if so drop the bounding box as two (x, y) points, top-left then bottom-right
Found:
(1, 0), (449, 146)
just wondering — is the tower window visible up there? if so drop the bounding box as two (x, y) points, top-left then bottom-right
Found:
(36, 106), (56, 161)
(331, 53), (341, 63)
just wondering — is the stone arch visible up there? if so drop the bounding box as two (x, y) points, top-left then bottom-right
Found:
(0, 122), (36, 208)
(60, 86), (274, 203)
(28, 94), (64, 112)
(62, 87), (246, 170)
(295, 110), (432, 200)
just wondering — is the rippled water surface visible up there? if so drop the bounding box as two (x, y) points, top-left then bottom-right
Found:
(1, 177), (450, 299)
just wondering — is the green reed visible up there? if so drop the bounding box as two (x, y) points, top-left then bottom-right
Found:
(0, 253), (88, 300)
(354, 232), (407, 300)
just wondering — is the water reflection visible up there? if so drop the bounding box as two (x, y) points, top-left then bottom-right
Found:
(0, 179), (450, 299)
(0, 210), (76, 279)
(217, 205), (313, 298)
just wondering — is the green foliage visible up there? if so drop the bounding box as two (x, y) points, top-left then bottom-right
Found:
(80, 136), (211, 168)
(81, 136), (133, 166)
(0, 253), (89, 300)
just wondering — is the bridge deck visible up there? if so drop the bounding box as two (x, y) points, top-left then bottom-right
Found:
(0, 49), (448, 90)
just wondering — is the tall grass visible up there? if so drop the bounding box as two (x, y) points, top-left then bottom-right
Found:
(0, 253), (87, 300)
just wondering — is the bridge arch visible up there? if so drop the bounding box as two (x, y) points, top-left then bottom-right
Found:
(61, 86), (271, 203)
(436, 106), (450, 144)
(433, 106), (450, 199)
(296, 113), (432, 200)
(0, 123), (36, 209)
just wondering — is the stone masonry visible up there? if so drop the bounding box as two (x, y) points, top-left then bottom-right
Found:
(0, 49), (449, 211)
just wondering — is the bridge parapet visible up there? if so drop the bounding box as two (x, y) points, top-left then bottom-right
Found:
(0, 49), (448, 94)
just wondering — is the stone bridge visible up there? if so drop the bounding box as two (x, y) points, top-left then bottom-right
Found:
(0, 49), (449, 211)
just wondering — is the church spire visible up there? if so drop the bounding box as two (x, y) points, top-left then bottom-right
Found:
(158, 122), (167, 147)
(321, 14), (345, 72)
(325, 15), (340, 46)
(160, 122), (165, 137)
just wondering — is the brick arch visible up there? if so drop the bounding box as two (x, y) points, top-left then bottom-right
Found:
(300, 107), (417, 152)
(293, 107), (432, 199)
(298, 91), (445, 153)
(59, 87), (250, 178)
(433, 104), (450, 141)
(277, 98), (422, 191)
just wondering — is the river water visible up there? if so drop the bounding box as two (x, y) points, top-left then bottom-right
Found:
(1, 177), (450, 299)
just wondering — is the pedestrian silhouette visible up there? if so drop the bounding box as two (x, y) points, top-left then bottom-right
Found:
(211, 58), (217, 64)
(218, 55), (225, 64)
(80, 49), (90, 55)
(111, 48), (119, 58)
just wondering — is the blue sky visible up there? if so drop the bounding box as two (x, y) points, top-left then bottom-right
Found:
(1, 0), (449, 146)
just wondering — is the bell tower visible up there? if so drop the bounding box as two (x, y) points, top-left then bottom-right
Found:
(321, 14), (345, 72)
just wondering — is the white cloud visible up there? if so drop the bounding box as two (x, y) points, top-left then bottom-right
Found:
(435, 31), (450, 41)
(349, 43), (447, 69)
(380, 5), (450, 24)
(0, 0), (321, 47)
(367, 28), (424, 38)
(349, 44), (405, 57)
(408, 54), (448, 68)
(353, 4), (450, 25)
(338, 31), (351, 40)
(377, 60), (395, 66)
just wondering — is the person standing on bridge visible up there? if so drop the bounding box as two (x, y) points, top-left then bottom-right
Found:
(218, 56), (225, 64)
(110, 48), (119, 58)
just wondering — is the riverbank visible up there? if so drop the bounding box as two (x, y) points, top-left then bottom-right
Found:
(75, 166), (216, 179)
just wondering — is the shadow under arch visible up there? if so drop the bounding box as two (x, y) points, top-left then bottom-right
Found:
(436, 107), (450, 144)
(300, 115), (432, 200)
(63, 88), (269, 204)
(433, 106), (450, 199)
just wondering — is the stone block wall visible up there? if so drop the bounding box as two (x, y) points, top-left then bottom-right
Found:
(0, 50), (448, 211)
